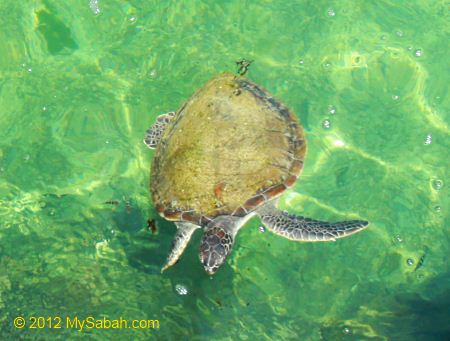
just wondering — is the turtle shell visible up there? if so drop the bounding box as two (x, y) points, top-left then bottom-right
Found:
(151, 72), (306, 225)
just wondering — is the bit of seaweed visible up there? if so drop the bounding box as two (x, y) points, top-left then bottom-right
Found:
(104, 199), (120, 205)
(236, 59), (253, 76)
(147, 219), (157, 234)
(414, 246), (429, 271)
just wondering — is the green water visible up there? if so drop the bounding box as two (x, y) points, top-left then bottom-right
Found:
(0, 0), (448, 340)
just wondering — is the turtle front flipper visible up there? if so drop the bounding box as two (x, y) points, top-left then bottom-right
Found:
(257, 200), (368, 241)
(143, 111), (176, 149)
(161, 221), (199, 272)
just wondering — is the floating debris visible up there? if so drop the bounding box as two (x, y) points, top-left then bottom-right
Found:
(414, 247), (428, 271)
(147, 219), (157, 234)
(259, 226), (266, 233)
(414, 49), (423, 57)
(104, 200), (120, 205)
(424, 134), (432, 145)
(236, 59), (253, 76)
(406, 258), (414, 266)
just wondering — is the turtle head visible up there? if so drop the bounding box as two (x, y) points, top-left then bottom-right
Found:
(199, 217), (238, 275)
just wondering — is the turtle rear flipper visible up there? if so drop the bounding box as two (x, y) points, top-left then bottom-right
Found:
(257, 201), (368, 241)
(144, 111), (175, 149)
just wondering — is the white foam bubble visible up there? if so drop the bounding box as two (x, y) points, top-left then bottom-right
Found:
(322, 119), (331, 129)
(89, 0), (101, 15)
(175, 284), (188, 295)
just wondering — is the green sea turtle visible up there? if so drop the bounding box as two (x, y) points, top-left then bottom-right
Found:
(144, 72), (368, 275)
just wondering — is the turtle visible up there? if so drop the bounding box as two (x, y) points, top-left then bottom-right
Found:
(144, 72), (368, 275)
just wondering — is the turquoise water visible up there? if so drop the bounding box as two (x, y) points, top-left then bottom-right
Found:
(0, 0), (448, 340)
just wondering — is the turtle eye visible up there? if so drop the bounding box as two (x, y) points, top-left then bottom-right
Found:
(199, 227), (233, 275)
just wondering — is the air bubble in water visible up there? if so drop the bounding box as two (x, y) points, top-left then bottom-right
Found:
(322, 119), (331, 129)
(343, 327), (351, 334)
(299, 59), (304, 65)
(328, 105), (336, 114)
(434, 205), (441, 212)
(394, 235), (403, 243)
(432, 179), (443, 190)
(89, 0), (101, 15)
(175, 284), (188, 296)
(392, 95), (399, 100)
